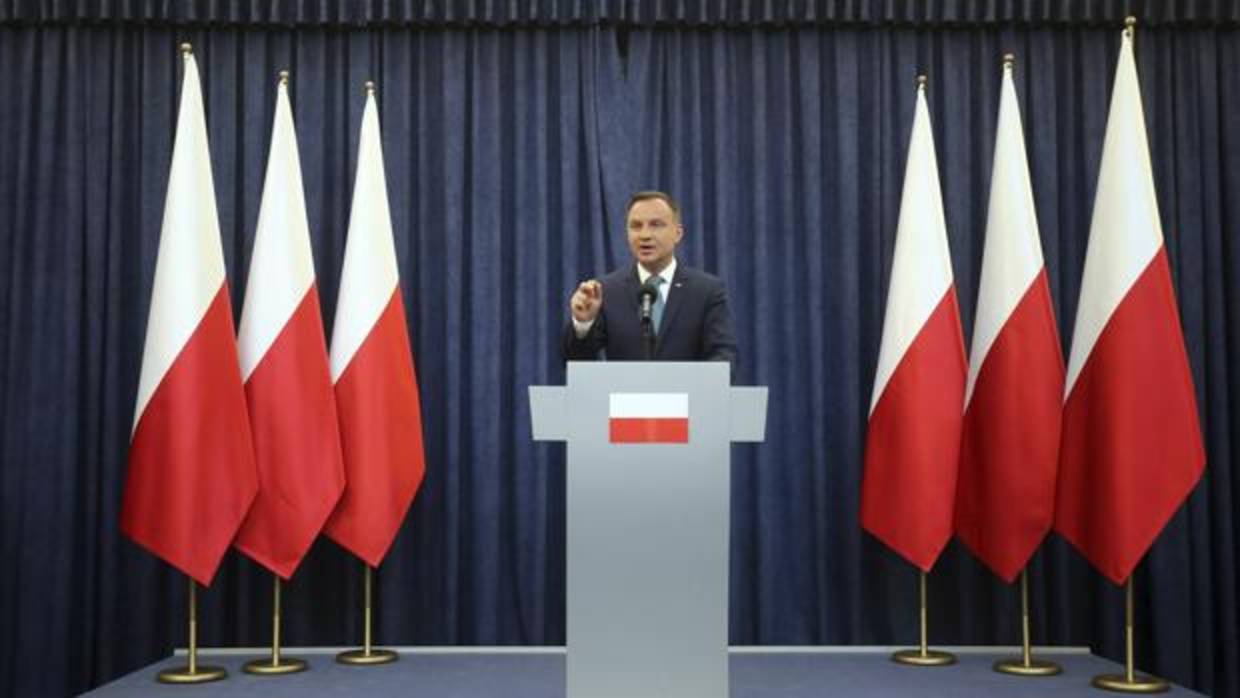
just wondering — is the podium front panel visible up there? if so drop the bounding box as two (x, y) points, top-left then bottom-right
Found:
(564, 361), (731, 698)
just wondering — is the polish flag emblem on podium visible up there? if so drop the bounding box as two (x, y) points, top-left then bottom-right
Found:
(609, 393), (689, 443)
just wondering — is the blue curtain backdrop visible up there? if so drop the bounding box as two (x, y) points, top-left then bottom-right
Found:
(1, 2), (1237, 696)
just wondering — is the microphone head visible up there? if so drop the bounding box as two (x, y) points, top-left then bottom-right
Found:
(639, 278), (660, 302)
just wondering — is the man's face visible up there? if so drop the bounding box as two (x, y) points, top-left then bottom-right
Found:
(626, 198), (683, 273)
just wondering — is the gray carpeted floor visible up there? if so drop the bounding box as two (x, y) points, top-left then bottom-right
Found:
(82, 647), (1207, 697)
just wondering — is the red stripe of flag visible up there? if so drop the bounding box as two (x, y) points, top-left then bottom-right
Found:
(234, 286), (344, 579)
(122, 286), (258, 586)
(609, 417), (689, 443)
(1055, 251), (1204, 584)
(324, 290), (426, 567)
(956, 271), (1063, 582)
(862, 289), (967, 572)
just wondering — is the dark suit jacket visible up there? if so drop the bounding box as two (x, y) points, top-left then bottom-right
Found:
(562, 264), (737, 367)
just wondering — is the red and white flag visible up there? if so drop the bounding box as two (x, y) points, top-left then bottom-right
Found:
(232, 77), (346, 579)
(862, 83), (968, 572)
(1054, 29), (1205, 585)
(609, 393), (690, 443)
(324, 88), (427, 567)
(120, 51), (258, 586)
(954, 63), (1064, 583)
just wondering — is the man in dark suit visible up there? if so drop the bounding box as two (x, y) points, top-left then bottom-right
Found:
(563, 191), (736, 367)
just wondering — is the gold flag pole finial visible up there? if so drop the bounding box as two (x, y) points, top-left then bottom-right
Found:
(180, 42), (193, 57)
(1002, 53), (1016, 72)
(916, 74), (928, 91)
(279, 70), (290, 86)
(1125, 16), (1137, 38)
(365, 81), (376, 96)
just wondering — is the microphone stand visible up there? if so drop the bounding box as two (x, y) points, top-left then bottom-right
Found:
(639, 284), (657, 360)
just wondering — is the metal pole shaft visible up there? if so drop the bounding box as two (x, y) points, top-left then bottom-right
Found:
(1021, 570), (1032, 666)
(188, 579), (198, 674)
(1125, 578), (1135, 683)
(272, 575), (282, 664)
(364, 564), (373, 656)
(919, 571), (928, 656)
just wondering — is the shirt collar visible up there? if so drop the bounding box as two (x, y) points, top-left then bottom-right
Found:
(637, 257), (677, 286)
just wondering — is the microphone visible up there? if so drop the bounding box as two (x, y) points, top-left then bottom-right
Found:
(638, 278), (660, 329)
(638, 277), (660, 360)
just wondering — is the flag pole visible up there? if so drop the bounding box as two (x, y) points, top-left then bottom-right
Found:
(888, 80), (954, 670)
(337, 562), (398, 665)
(892, 570), (956, 666)
(243, 574), (308, 674)
(157, 577), (227, 683)
(994, 568), (1061, 676)
(1086, 24), (1174, 692)
(988, 55), (1059, 680)
(1091, 576), (1169, 693)
(149, 50), (221, 681)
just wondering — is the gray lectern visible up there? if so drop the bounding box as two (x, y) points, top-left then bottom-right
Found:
(529, 361), (767, 698)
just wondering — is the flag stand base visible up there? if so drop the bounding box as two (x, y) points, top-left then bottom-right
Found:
(994, 571), (1061, 676)
(158, 578), (227, 683)
(1092, 674), (1169, 693)
(157, 665), (227, 684)
(337, 564), (398, 666)
(995, 657), (1061, 676)
(244, 575), (308, 675)
(1090, 576), (1168, 692)
(336, 649), (398, 665)
(892, 648), (956, 666)
(893, 571), (956, 666)
(243, 657), (307, 675)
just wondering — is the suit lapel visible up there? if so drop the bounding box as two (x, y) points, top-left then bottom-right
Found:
(655, 267), (689, 356)
(620, 264), (642, 324)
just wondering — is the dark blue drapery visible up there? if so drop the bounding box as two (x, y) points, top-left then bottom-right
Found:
(1, 3), (1238, 696)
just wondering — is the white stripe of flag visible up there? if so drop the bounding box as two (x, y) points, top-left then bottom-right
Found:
(609, 393), (689, 418)
(608, 393), (689, 444)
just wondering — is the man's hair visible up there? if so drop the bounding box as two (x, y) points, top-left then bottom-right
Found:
(626, 190), (681, 223)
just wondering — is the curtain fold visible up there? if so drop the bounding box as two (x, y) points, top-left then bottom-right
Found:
(0, 16), (1237, 698)
(2, 0), (1239, 28)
